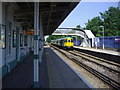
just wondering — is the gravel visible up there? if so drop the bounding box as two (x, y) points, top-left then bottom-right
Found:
(51, 47), (112, 88)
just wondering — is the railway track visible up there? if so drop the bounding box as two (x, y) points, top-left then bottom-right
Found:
(68, 50), (120, 74)
(72, 50), (120, 68)
(50, 44), (120, 89)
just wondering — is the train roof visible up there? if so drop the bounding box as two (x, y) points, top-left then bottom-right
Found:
(51, 37), (73, 41)
(61, 37), (73, 39)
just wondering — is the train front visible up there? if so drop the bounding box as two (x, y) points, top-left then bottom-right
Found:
(64, 38), (74, 49)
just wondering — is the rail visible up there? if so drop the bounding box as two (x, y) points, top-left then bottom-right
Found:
(49, 44), (120, 89)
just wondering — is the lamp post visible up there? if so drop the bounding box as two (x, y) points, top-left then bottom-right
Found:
(100, 26), (104, 50)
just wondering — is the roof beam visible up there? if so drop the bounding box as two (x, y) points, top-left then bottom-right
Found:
(14, 6), (66, 15)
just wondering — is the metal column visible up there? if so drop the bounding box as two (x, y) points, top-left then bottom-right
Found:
(34, 2), (39, 88)
(39, 13), (43, 63)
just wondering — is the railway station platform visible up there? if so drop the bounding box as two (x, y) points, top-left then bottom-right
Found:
(2, 53), (49, 88)
(2, 45), (92, 88)
(74, 46), (120, 63)
(44, 46), (92, 88)
(74, 46), (120, 56)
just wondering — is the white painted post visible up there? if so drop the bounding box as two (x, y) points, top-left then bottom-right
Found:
(100, 26), (104, 50)
(92, 38), (94, 47)
(103, 27), (104, 50)
(34, 2), (39, 88)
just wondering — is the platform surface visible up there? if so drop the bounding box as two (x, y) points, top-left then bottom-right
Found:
(74, 46), (120, 56)
(2, 53), (49, 88)
(2, 46), (92, 88)
(44, 46), (91, 88)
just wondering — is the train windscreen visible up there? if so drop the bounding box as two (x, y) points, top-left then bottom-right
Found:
(68, 40), (70, 42)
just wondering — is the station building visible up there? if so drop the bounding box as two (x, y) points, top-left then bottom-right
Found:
(0, 2), (34, 77)
(0, 1), (79, 88)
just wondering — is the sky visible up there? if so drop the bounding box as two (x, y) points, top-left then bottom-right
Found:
(45, 0), (119, 40)
(58, 1), (119, 28)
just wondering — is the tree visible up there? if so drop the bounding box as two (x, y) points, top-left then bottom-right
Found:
(85, 16), (103, 37)
(76, 25), (81, 28)
(85, 6), (120, 37)
(100, 7), (120, 36)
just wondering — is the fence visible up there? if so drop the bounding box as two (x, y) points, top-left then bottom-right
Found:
(94, 36), (120, 49)
(73, 39), (81, 46)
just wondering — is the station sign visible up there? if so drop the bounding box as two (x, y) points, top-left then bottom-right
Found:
(25, 31), (34, 35)
(115, 38), (120, 43)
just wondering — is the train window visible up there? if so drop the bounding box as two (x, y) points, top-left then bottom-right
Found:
(71, 39), (73, 42)
(65, 39), (67, 42)
(68, 40), (70, 42)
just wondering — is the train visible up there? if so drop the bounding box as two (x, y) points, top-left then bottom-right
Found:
(51, 37), (74, 49)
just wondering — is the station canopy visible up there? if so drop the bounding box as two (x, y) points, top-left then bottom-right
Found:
(14, 2), (79, 35)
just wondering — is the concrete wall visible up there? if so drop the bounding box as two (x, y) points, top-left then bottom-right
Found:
(1, 2), (33, 77)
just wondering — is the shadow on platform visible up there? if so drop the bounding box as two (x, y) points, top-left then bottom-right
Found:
(2, 53), (49, 88)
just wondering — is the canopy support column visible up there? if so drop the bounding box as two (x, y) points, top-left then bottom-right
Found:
(39, 12), (43, 63)
(34, 2), (39, 88)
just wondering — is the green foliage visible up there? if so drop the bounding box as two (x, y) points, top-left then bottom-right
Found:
(85, 16), (103, 36)
(100, 7), (120, 36)
(85, 6), (120, 37)
(72, 25), (81, 31)
(47, 6), (119, 42)
(76, 25), (81, 28)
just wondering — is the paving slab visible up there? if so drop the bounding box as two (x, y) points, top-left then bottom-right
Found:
(2, 53), (49, 88)
(44, 47), (91, 88)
